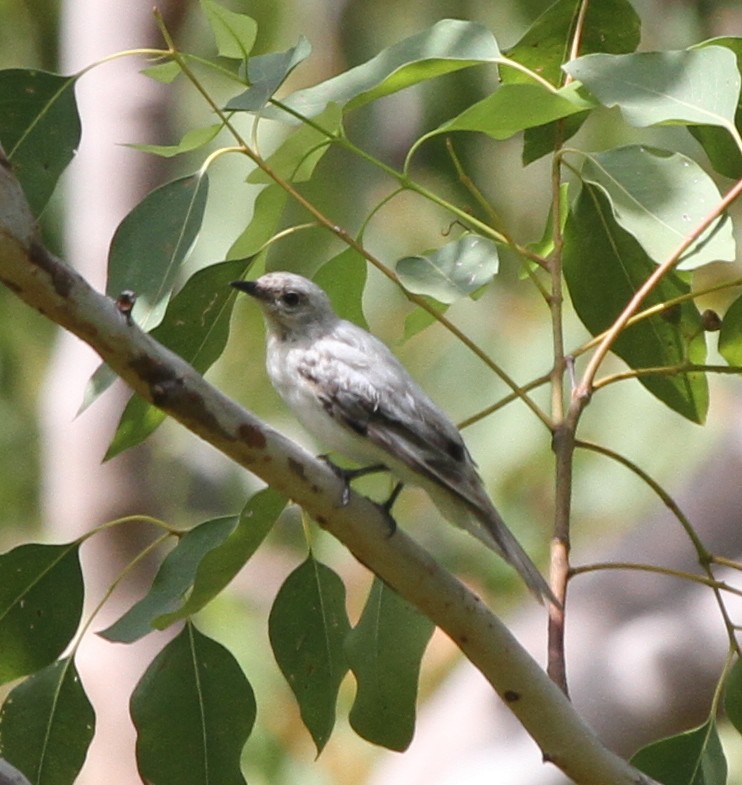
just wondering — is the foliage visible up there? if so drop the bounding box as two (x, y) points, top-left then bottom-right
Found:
(1, 1), (742, 783)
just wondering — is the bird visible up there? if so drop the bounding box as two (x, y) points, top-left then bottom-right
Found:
(232, 272), (554, 603)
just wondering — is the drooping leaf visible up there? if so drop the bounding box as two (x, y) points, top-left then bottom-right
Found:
(718, 294), (742, 367)
(131, 624), (255, 785)
(247, 104), (342, 184)
(104, 257), (250, 459)
(631, 719), (727, 785)
(201, 0), (257, 60)
(0, 658), (95, 785)
(0, 69), (80, 215)
(689, 37), (742, 179)
(261, 19), (501, 122)
(564, 47), (741, 132)
(0, 543), (84, 685)
(106, 172), (210, 331)
(578, 145), (735, 269)
(504, 0), (641, 87)
(227, 184), (289, 259)
(129, 124), (223, 158)
(724, 656), (742, 735)
(314, 247), (368, 329)
(226, 38), (312, 112)
(99, 517), (238, 643)
(563, 183), (708, 422)
(345, 578), (433, 751)
(141, 60), (182, 84)
(268, 555), (351, 753)
(396, 234), (499, 304)
(155, 488), (286, 627)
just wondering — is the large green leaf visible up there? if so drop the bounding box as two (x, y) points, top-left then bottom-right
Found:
(201, 0), (257, 60)
(268, 555), (351, 753)
(345, 578), (434, 751)
(99, 517), (238, 643)
(314, 247), (368, 329)
(107, 172), (210, 331)
(0, 543), (83, 685)
(718, 294), (742, 367)
(689, 37), (742, 179)
(564, 47), (741, 132)
(631, 720), (727, 785)
(579, 146), (734, 269)
(396, 234), (499, 304)
(104, 257), (250, 460)
(155, 488), (286, 627)
(0, 658), (95, 785)
(0, 69), (80, 215)
(131, 624), (255, 785)
(227, 184), (288, 259)
(262, 19), (501, 121)
(724, 656), (742, 735)
(563, 183), (708, 422)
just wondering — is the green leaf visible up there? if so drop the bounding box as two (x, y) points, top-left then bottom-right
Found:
(268, 555), (351, 754)
(689, 38), (742, 179)
(131, 624), (255, 785)
(345, 578), (434, 751)
(247, 104), (342, 184)
(201, 0), (257, 60)
(0, 658), (95, 785)
(579, 145), (735, 270)
(396, 234), (499, 304)
(718, 294), (742, 367)
(314, 247), (368, 330)
(402, 297), (448, 341)
(631, 719), (727, 785)
(155, 488), (285, 627)
(724, 656), (742, 735)
(425, 81), (594, 142)
(227, 184), (288, 259)
(0, 543), (84, 685)
(107, 172), (210, 332)
(104, 257), (250, 459)
(263, 19), (501, 121)
(99, 517), (238, 643)
(226, 38), (312, 112)
(0, 69), (80, 215)
(129, 124), (222, 158)
(141, 60), (182, 84)
(563, 183), (708, 422)
(564, 47), (741, 132)
(504, 0), (641, 87)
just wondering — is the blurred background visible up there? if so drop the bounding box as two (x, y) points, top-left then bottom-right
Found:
(2, 0), (742, 783)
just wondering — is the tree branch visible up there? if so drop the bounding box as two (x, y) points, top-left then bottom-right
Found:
(0, 150), (656, 785)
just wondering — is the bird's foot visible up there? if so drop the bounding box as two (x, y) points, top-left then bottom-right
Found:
(318, 455), (387, 506)
(376, 482), (403, 537)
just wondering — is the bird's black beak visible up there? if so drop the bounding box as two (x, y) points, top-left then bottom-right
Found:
(231, 280), (259, 298)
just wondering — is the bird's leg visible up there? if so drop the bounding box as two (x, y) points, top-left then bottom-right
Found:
(318, 455), (387, 506)
(376, 481), (404, 537)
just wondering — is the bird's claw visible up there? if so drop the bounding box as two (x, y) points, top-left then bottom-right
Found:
(317, 455), (386, 507)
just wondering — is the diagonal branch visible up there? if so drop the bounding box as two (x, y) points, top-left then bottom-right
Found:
(0, 149), (657, 785)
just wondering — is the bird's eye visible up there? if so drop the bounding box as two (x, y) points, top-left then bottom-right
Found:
(281, 291), (301, 308)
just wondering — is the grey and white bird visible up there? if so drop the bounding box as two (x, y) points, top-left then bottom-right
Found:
(232, 272), (553, 602)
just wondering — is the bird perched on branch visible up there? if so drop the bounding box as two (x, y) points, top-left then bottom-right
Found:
(232, 272), (554, 603)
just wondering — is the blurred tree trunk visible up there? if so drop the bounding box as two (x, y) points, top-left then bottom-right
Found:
(40, 2), (189, 783)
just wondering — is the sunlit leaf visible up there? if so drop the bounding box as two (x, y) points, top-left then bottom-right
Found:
(268, 555), (351, 753)
(563, 183), (708, 422)
(564, 47), (741, 132)
(0, 543), (83, 685)
(99, 517), (237, 643)
(226, 38), (312, 112)
(262, 19), (501, 121)
(579, 145), (735, 269)
(129, 124), (222, 158)
(0, 69), (80, 215)
(155, 488), (285, 627)
(141, 60), (182, 84)
(631, 719), (727, 785)
(107, 172), (210, 331)
(131, 624), (254, 785)
(314, 247), (368, 329)
(201, 0), (257, 60)
(345, 578), (434, 751)
(396, 234), (499, 304)
(104, 257), (250, 459)
(0, 658), (95, 785)
(227, 184), (288, 259)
